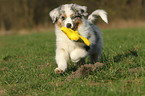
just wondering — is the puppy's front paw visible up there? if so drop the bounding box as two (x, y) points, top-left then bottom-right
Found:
(55, 68), (64, 74)
(71, 59), (80, 63)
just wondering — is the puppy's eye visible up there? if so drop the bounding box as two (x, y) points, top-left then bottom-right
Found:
(61, 16), (66, 21)
(71, 16), (81, 20)
(71, 16), (76, 20)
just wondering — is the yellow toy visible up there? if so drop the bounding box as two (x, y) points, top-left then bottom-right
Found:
(61, 26), (90, 46)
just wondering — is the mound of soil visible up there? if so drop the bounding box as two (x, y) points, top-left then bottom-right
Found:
(66, 62), (105, 81)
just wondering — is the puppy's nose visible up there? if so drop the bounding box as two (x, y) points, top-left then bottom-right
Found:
(66, 23), (72, 28)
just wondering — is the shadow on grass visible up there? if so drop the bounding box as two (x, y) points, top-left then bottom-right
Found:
(100, 48), (138, 63)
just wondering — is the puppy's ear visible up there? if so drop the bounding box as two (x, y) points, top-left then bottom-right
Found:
(73, 4), (88, 16)
(49, 7), (60, 23)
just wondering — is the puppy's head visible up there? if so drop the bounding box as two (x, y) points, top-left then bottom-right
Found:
(49, 4), (88, 30)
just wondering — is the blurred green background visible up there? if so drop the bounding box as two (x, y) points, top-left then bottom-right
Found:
(0, 0), (145, 34)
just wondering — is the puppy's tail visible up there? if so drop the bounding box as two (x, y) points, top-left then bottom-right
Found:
(88, 9), (108, 24)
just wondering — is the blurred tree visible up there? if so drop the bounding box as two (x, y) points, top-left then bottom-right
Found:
(0, 0), (144, 31)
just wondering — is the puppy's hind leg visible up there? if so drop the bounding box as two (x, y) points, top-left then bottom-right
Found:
(90, 53), (99, 64)
(90, 45), (102, 63)
(90, 36), (103, 63)
(55, 48), (69, 73)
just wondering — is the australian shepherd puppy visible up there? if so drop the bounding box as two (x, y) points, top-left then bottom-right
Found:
(49, 4), (108, 73)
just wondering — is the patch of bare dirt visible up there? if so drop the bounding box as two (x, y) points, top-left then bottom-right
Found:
(66, 62), (105, 81)
(128, 67), (145, 74)
(0, 89), (6, 96)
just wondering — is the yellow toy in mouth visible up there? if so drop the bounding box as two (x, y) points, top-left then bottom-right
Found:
(60, 26), (90, 46)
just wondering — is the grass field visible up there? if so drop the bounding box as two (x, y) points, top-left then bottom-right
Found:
(0, 27), (145, 96)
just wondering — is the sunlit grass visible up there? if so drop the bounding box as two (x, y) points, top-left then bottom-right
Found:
(0, 27), (145, 95)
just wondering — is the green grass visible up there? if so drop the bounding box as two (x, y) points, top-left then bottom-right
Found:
(0, 27), (145, 96)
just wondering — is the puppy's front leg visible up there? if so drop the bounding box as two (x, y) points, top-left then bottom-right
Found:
(70, 48), (88, 63)
(55, 48), (69, 73)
